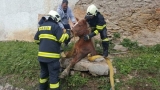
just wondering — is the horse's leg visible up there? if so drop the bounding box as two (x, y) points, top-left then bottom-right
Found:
(66, 47), (77, 58)
(59, 53), (84, 78)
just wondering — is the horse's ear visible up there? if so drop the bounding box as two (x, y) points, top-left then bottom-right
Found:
(75, 17), (79, 22)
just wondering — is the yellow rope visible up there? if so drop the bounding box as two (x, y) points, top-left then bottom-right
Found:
(105, 57), (115, 90)
(87, 55), (115, 90)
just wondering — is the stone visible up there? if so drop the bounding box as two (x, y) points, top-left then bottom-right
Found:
(96, 43), (101, 47)
(134, 0), (142, 2)
(144, 0), (152, 3)
(113, 45), (128, 51)
(3, 83), (14, 90)
(61, 58), (109, 76)
(88, 62), (109, 76)
(74, 59), (92, 71)
(0, 86), (3, 90)
(115, 79), (120, 83)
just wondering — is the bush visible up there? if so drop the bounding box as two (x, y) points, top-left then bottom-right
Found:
(113, 32), (121, 39)
(120, 38), (139, 49)
(65, 72), (88, 89)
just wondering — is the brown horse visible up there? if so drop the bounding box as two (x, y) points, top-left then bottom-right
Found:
(60, 19), (115, 90)
(59, 19), (97, 78)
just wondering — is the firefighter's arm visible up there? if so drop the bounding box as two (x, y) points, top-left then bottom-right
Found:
(84, 23), (106, 41)
(84, 30), (99, 41)
(34, 30), (40, 44)
(55, 25), (69, 43)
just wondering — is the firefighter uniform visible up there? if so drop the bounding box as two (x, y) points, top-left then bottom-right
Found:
(34, 17), (69, 90)
(85, 12), (109, 57)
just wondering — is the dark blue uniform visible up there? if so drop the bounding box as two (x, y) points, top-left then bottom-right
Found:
(34, 18), (69, 90)
(85, 12), (109, 57)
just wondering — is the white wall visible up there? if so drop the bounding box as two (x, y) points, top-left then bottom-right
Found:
(0, 0), (78, 41)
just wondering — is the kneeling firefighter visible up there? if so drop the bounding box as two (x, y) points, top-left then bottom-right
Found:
(34, 10), (70, 90)
(84, 4), (109, 58)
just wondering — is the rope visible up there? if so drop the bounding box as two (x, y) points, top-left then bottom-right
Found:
(87, 55), (115, 90)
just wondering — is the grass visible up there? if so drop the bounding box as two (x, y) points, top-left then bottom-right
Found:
(0, 41), (160, 90)
(113, 44), (160, 90)
(0, 41), (39, 89)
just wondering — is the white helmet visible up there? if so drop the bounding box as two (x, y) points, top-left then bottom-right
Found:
(86, 4), (98, 16)
(48, 10), (61, 22)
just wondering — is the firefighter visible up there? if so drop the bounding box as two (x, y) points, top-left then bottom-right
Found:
(34, 10), (70, 90)
(84, 4), (109, 58)
(57, 0), (76, 47)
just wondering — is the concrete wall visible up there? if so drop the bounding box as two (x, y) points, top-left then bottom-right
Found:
(0, 0), (78, 41)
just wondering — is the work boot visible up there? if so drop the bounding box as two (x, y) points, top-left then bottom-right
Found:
(39, 82), (49, 90)
(102, 41), (109, 58)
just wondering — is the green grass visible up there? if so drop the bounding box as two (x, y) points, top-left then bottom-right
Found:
(120, 38), (139, 49)
(113, 32), (121, 39)
(60, 72), (89, 90)
(0, 41), (160, 90)
(0, 41), (39, 89)
(113, 44), (160, 90)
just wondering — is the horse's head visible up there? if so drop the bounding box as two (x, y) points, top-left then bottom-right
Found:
(71, 19), (89, 37)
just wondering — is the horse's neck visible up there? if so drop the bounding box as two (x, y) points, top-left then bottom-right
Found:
(79, 28), (89, 38)
(78, 36), (91, 42)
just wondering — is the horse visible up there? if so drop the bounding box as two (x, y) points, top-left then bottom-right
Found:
(59, 19), (115, 90)
(59, 19), (97, 78)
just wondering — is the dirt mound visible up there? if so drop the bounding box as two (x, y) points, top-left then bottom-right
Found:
(74, 0), (160, 45)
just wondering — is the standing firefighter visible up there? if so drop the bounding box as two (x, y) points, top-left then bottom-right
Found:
(57, 0), (76, 47)
(34, 10), (70, 90)
(84, 4), (109, 57)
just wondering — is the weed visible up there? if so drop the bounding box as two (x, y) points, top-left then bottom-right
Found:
(113, 32), (121, 39)
(120, 38), (138, 49)
(61, 72), (89, 90)
(62, 42), (75, 51)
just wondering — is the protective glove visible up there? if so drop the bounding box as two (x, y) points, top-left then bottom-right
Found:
(84, 35), (90, 41)
(84, 32), (97, 41)
(63, 29), (66, 33)
(66, 29), (70, 35)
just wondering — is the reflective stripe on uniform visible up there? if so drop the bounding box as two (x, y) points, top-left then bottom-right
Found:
(39, 34), (58, 41)
(39, 26), (51, 31)
(38, 52), (60, 58)
(59, 33), (69, 43)
(102, 38), (109, 41)
(94, 30), (99, 35)
(34, 40), (40, 43)
(96, 24), (106, 30)
(39, 78), (48, 83)
(50, 82), (59, 89)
